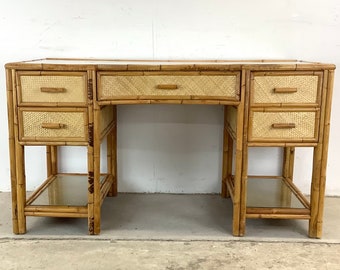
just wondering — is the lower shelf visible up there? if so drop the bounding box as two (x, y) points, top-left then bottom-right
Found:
(226, 175), (311, 219)
(246, 176), (311, 219)
(24, 173), (112, 218)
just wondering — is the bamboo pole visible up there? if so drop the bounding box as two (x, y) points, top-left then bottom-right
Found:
(233, 69), (247, 236)
(92, 70), (102, 235)
(309, 70), (334, 238)
(221, 106), (229, 198)
(108, 106), (118, 196)
(6, 68), (19, 234)
(87, 70), (95, 235)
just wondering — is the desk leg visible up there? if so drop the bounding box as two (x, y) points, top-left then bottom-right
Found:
(46, 146), (58, 176)
(16, 143), (26, 234)
(281, 147), (295, 206)
(282, 147), (295, 181)
(309, 144), (325, 238)
(222, 107), (231, 198)
(108, 106), (117, 197)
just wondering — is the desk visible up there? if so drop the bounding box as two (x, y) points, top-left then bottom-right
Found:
(5, 59), (335, 237)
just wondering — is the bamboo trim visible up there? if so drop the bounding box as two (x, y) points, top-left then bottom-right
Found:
(25, 205), (88, 214)
(246, 208), (310, 215)
(19, 141), (88, 146)
(97, 100), (241, 106)
(247, 142), (318, 147)
(25, 211), (88, 218)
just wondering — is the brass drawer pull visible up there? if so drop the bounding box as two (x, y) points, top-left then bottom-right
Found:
(41, 123), (66, 129)
(271, 123), (296, 129)
(273, 88), (298, 93)
(40, 87), (66, 93)
(156, 84), (178, 90)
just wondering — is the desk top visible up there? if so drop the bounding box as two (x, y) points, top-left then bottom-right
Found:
(5, 58), (335, 71)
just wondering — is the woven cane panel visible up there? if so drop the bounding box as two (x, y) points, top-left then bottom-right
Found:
(253, 75), (318, 104)
(100, 75), (238, 98)
(100, 106), (114, 134)
(21, 111), (86, 140)
(19, 75), (86, 103)
(250, 111), (316, 140)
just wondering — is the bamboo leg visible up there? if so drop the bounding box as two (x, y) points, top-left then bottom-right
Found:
(309, 70), (334, 238)
(6, 69), (19, 234)
(87, 71), (97, 235)
(239, 144), (248, 236)
(221, 106), (230, 198)
(237, 70), (248, 237)
(46, 146), (58, 176)
(282, 147), (295, 181)
(16, 143), (26, 234)
(309, 144), (322, 237)
(108, 105), (117, 196)
(92, 71), (102, 235)
(281, 147), (295, 206)
(92, 107), (101, 234)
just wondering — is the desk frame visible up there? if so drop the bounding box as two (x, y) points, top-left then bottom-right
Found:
(5, 59), (335, 237)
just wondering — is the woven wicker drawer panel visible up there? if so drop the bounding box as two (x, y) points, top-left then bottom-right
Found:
(18, 72), (87, 105)
(249, 111), (317, 141)
(19, 109), (87, 142)
(252, 75), (320, 105)
(98, 74), (239, 100)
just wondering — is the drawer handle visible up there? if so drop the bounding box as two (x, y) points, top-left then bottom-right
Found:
(273, 88), (298, 93)
(41, 123), (66, 129)
(271, 123), (296, 129)
(156, 84), (178, 90)
(40, 87), (66, 93)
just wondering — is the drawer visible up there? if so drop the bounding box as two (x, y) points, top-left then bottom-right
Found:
(18, 108), (88, 142)
(248, 109), (319, 142)
(17, 72), (87, 106)
(97, 72), (240, 101)
(251, 72), (322, 106)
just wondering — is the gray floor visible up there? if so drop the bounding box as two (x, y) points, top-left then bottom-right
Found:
(1, 193), (340, 269)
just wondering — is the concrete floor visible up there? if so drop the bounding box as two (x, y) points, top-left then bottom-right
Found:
(1, 193), (340, 269)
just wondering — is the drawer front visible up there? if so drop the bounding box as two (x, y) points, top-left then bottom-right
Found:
(17, 72), (87, 106)
(249, 110), (318, 142)
(19, 108), (88, 142)
(98, 72), (240, 100)
(251, 72), (322, 105)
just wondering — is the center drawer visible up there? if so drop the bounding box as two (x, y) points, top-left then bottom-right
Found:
(97, 72), (240, 101)
(18, 108), (88, 142)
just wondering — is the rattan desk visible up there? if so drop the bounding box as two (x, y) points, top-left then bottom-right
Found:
(5, 59), (335, 237)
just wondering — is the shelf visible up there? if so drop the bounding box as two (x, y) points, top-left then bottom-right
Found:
(28, 174), (107, 207)
(246, 177), (308, 209)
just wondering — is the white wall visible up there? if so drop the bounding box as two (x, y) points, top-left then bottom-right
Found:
(0, 0), (340, 194)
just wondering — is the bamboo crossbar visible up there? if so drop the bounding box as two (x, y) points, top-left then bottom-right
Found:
(26, 175), (56, 205)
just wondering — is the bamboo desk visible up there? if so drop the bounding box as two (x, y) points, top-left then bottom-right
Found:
(5, 59), (335, 237)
